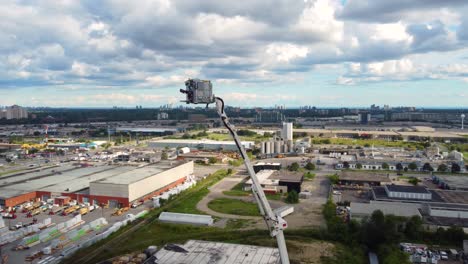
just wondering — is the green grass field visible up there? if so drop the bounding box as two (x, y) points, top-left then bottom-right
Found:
(312, 137), (426, 149)
(208, 198), (260, 216)
(304, 172), (316, 180)
(166, 131), (272, 143)
(222, 182), (249, 196)
(222, 182), (283, 200)
(167, 169), (232, 214)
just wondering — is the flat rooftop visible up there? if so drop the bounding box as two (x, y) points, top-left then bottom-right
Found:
(246, 170), (303, 185)
(150, 139), (254, 145)
(154, 240), (280, 264)
(0, 165), (136, 197)
(385, 185), (431, 194)
(434, 175), (468, 188)
(351, 202), (421, 218)
(373, 186), (445, 202)
(339, 171), (391, 183)
(0, 161), (190, 198)
(93, 161), (188, 185)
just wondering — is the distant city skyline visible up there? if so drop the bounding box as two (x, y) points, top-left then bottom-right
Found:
(1, 1), (468, 107)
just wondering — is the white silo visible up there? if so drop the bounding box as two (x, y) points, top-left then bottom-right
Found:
(275, 141), (281, 153)
(269, 141), (275, 154)
(261, 142), (266, 154)
(266, 141), (271, 154)
(281, 122), (293, 141)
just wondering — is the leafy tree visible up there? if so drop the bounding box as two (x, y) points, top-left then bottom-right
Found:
(356, 163), (363, 169)
(396, 163), (403, 171)
(237, 129), (257, 137)
(227, 168), (233, 175)
(161, 152), (168, 160)
(285, 190), (299, 204)
(451, 163), (461, 173)
(408, 162), (418, 171)
(408, 177), (420, 186)
(362, 210), (386, 250)
(379, 245), (412, 264)
(382, 163), (389, 170)
(328, 174), (339, 184)
(343, 161), (350, 169)
(422, 163), (434, 172)
(208, 157), (217, 164)
(305, 162), (315, 170)
(288, 162), (300, 171)
(404, 216), (423, 240)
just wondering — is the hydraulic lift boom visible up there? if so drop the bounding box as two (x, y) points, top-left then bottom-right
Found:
(180, 79), (290, 264)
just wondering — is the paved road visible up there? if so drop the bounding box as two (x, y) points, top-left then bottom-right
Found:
(196, 170), (262, 220)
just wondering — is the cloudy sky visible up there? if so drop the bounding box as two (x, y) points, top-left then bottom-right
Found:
(1, 0), (468, 108)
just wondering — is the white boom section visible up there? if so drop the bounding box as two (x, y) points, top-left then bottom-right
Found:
(215, 98), (290, 264)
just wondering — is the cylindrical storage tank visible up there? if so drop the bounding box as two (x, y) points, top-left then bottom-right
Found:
(261, 142), (266, 154)
(266, 141), (271, 154)
(275, 141), (281, 154)
(269, 141), (275, 154)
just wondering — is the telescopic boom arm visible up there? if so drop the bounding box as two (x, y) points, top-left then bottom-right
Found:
(180, 79), (290, 264)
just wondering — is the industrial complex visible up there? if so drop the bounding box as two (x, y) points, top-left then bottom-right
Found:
(0, 161), (194, 208)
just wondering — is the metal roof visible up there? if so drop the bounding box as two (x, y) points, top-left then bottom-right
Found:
(339, 171), (391, 183)
(154, 240), (280, 264)
(150, 139), (255, 146)
(159, 212), (213, 226)
(93, 161), (186, 185)
(351, 201), (421, 218)
(116, 127), (180, 133)
(385, 185), (430, 194)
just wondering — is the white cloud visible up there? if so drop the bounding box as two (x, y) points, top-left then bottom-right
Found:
(265, 43), (309, 63)
(71, 61), (100, 77)
(371, 23), (412, 43)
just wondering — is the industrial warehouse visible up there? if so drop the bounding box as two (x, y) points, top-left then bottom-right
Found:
(0, 161), (194, 208)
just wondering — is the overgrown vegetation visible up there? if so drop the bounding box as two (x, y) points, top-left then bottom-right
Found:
(312, 137), (427, 150)
(285, 190), (299, 204)
(304, 171), (316, 180)
(327, 174), (339, 184)
(322, 200), (468, 263)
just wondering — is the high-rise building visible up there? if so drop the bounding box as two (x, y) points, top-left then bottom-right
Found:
(359, 113), (371, 124)
(0, 105), (28, 120)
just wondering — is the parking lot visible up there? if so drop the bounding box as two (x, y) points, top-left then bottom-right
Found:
(333, 187), (372, 204)
(1, 199), (153, 264)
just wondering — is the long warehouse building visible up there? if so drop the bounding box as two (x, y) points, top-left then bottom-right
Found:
(0, 161), (194, 208)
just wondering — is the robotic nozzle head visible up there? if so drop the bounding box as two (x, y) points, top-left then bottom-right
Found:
(180, 79), (216, 105)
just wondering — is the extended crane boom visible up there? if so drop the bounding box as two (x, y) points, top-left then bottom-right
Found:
(180, 79), (290, 264)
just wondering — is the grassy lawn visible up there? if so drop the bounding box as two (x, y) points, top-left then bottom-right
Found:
(222, 182), (249, 197)
(167, 169), (232, 214)
(225, 219), (252, 229)
(304, 171), (316, 180)
(312, 137), (426, 149)
(208, 198), (260, 216)
(222, 182), (283, 200)
(0, 168), (25, 177)
(165, 131), (271, 143)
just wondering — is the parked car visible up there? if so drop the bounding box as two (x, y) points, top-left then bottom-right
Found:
(131, 201), (143, 208)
